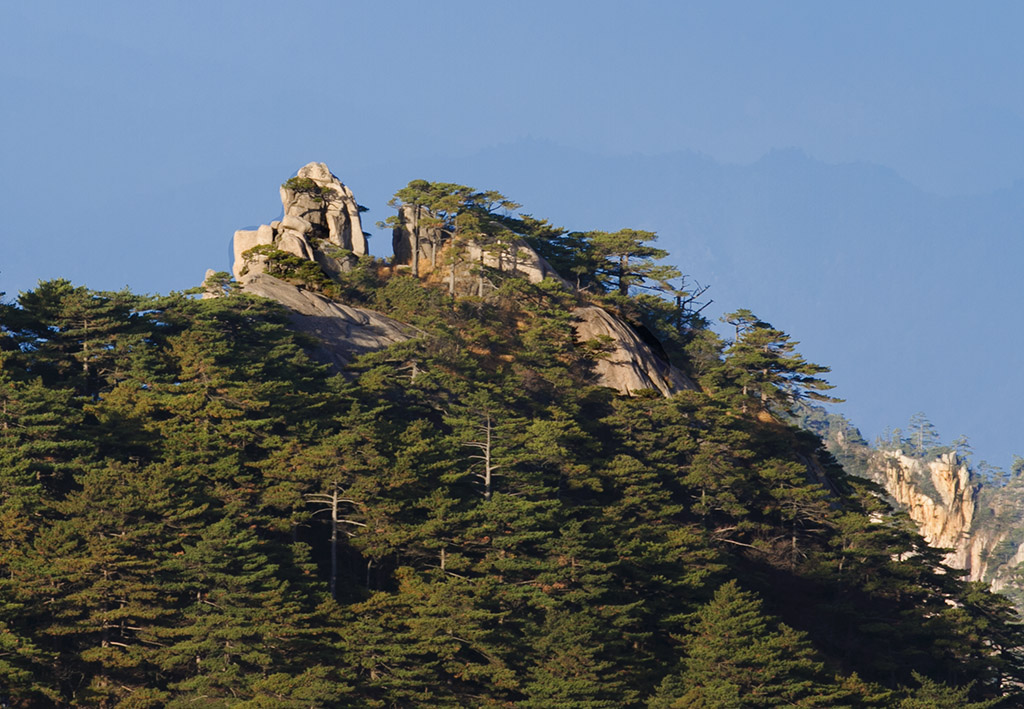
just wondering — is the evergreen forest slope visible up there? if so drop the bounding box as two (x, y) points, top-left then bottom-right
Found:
(1, 171), (1022, 707)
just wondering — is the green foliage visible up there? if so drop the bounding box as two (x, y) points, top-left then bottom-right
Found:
(649, 580), (838, 707)
(711, 309), (841, 414)
(898, 672), (998, 708)
(241, 244), (341, 297)
(2, 189), (1023, 706)
(281, 176), (334, 203)
(907, 411), (942, 457)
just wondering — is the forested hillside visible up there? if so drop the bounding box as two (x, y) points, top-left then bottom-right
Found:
(1, 173), (1022, 707)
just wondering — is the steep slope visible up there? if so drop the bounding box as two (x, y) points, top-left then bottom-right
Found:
(242, 274), (418, 372)
(571, 305), (694, 396)
(869, 450), (978, 567)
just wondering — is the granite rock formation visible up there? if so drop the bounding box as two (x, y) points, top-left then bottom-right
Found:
(871, 450), (977, 568)
(825, 430), (1024, 602)
(243, 274), (417, 372)
(391, 204), (444, 275)
(572, 306), (696, 396)
(391, 205), (570, 288)
(233, 163), (366, 282)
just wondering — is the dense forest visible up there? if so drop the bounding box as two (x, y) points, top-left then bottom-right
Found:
(1, 178), (1023, 707)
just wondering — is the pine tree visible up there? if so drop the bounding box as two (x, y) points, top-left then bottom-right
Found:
(7, 280), (146, 397)
(650, 580), (837, 708)
(907, 411), (941, 456)
(587, 229), (680, 297)
(159, 517), (349, 705)
(898, 671), (998, 708)
(717, 309), (840, 414)
(20, 461), (204, 704)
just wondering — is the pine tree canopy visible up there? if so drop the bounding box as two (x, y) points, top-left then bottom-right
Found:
(0, 180), (1021, 707)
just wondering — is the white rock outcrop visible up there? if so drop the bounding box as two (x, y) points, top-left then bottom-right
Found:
(864, 448), (1024, 595)
(281, 162), (367, 255)
(233, 162), (366, 282)
(572, 306), (697, 396)
(880, 450), (974, 557)
(873, 451), (978, 568)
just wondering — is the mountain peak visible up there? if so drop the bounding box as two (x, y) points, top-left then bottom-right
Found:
(232, 162), (366, 284)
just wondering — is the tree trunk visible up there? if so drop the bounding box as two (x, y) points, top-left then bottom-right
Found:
(412, 205), (421, 278)
(449, 239), (457, 295)
(329, 486), (338, 599)
(477, 252), (485, 297)
(464, 413), (498, 500)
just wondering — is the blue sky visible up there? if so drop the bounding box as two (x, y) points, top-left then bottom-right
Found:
(3, 2), (1023, 466)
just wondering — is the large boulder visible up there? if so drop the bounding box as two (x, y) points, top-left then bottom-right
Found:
(243, 274), (417, 372)
(572, 305), (697, 396)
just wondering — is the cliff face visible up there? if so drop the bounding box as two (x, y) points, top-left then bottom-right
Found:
(572, 306), (695, 396)
(221, 163), (696, 397)
(863, 449), (1024, 595)
(869, 451), (978, 568)
(242, 274), (417, 372)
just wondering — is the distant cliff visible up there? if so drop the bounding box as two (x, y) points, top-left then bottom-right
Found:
(811, 411), (1024, 605)
(867, 450), (978, 568)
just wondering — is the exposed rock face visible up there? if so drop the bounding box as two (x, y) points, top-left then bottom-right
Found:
(872, 454), (974, 565)
(392, 204), (444, 274)
(282, 162), (367, 255)
(233, 163), (366, 282)
(224, 165), (413, 374)
(828, 433), (1024, 602)
(870, 451), (978, 568)
(201, 269), (221, 299)
(989, 541), (1024, 593)
(243, 274), (417, 372)
(463, 240), (571, 288)
(572, 306), (697, 396)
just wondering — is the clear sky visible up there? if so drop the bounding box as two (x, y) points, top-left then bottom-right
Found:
(3, 2), (1022, 466)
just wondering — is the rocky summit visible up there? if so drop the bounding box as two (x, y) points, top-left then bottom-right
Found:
(232, 162), (367, 284)
(225, 162), (696, 395)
